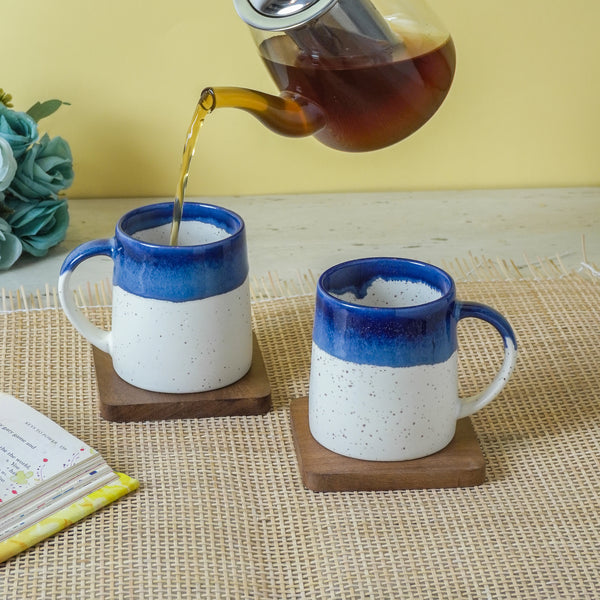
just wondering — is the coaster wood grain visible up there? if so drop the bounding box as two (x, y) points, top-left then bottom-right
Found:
(93, 334), (271, 422)
(290, 397), (486, 491)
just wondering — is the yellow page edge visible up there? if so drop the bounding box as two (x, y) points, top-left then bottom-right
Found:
(0, 472), (139, 563)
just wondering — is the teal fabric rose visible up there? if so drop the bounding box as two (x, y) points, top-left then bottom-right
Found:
(0, 91), (73, 267)
(0, 213), (23, 270)
(4, 196), (69, 257)
(9, 134), (74, 202)
(0, 136), (17, 191)
(0, 105), (38, 158)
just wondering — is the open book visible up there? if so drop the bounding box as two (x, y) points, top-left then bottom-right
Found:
(0, 393), (138, 562)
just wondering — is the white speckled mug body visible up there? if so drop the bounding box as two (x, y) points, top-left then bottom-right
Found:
(59, 202), (252, 394)
(309, 258), (518, 461)
(109, 281), (251, 393)
(310, 345), (459, 460)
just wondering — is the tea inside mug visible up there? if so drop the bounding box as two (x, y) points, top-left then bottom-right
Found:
(331, 277), (443, 308)
(132, 221), (230, 246)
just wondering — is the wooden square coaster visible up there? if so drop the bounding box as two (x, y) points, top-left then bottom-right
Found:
(290, 397), (486, 492)
(93, 334), (271, 422)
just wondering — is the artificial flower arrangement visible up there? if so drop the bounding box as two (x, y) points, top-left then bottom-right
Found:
(0, 88), (74, 270)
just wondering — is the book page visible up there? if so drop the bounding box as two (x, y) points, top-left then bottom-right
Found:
(0, 394), (97, 504)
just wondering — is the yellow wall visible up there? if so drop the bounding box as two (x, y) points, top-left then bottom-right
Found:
(3, 0), (599, 198)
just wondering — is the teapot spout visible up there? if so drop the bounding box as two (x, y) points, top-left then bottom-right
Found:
(201, 86), (325, 139)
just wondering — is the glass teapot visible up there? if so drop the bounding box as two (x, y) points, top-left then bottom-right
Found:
(202, 0), (455, 151)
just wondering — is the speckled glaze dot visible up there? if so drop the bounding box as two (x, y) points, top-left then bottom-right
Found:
(308, 258), (518, 461)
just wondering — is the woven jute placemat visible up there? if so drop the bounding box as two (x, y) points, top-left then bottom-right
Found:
(1, 274), (599, 599)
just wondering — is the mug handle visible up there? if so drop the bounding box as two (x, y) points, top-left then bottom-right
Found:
(58, 238), (116, 354)
(456, 301), (518, 418)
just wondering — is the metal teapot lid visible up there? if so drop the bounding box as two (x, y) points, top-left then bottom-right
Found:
(233, 0), (339, 31)
(234, 0), (400, 58)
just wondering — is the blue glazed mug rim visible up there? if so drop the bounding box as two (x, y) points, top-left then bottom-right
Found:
(317, 257), (456, 314)
(116, 201), (245, 251)
(58, 201), (249, 303)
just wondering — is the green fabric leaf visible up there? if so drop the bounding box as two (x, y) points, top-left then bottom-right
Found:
(26, 100), (70, 123)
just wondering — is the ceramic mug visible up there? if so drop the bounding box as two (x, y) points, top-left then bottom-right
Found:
(58, 202), (252, 394)
(309, 257), (517, 461)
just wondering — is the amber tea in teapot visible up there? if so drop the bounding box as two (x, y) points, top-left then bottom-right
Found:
(258, 29), (455, 151)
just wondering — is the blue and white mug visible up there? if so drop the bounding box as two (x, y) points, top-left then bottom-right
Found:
(309, 257), (517, 461)
(58, 202), (252, 394)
